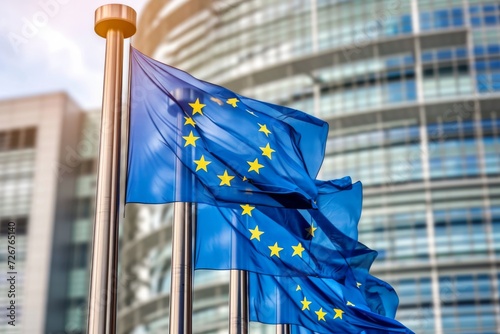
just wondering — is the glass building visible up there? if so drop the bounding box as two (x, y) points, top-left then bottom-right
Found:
(121, 0), (500, 333)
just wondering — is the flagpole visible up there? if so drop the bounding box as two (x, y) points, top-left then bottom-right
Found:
(169, 202), (194, 333)
(229, 270), (248, 334)
(276, 324), (291, 334)
(275, 274), (290, 334)
(88, 5), (135, 334)
(168, 89), (195, 332)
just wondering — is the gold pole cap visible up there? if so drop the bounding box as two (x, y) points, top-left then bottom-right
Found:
(95, 4), (136, 38)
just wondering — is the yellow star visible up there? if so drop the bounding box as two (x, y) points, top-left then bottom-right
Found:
(292, 243), (305, 257)
(296, 285), (301, 291)
(184, 116), (196, 127)
(356, 282), (362, 288)
(268, 242), (283, 258)
(315, 308), (327, 321)
(217, 170), (235, 186)
(194, 155), (211, 172)
(346, 301), (355, 307)
(242, 176), (248, 182)
(247, 158), (264, 174)
(183, 131), (200, 147)
(301, 297), (312, 311)
(333, 308), (344, 320)
(226, 97), (239, 107)
(258, 123), (271, 136)
(306, 224), (318, 238)
(248, 226), (264, 241)
(189, 98), (205, 115)
(260, 143), (275, 159)
(240, 204), (255, 216)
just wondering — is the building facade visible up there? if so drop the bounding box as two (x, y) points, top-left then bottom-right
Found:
(54, 109), (100, 334)
(120, 0), (500, 333)
(0, 93), (97, 334)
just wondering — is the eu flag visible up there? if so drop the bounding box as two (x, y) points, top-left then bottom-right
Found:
(248, 272), (413, 334)
(126, 48), (328, 208)
(195, 178), (363, 279)
(278, 274), (402, 333)
(268, 276), (404, 334)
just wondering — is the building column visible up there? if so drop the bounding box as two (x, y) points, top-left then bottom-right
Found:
(310, 0), (318, 53)
(464, 0), (500, 327)
(411, 0), (443, 333)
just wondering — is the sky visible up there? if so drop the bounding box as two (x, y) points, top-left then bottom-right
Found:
(0, 1), (147, 110)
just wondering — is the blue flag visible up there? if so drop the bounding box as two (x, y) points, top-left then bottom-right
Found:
(249, 273), (413, 334)
(195, 178), (363, 279)
(283, 273), (402, 333)
(126, 47), (328, 208)
(245, 226), (407, 333)
(275, 275), (403, 334)
(345, 244), (400, 319)
(363, 275), (400, 319)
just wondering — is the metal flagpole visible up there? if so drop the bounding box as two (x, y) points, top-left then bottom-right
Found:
(169, 88), (195, 332)
(229, 270), (248, 334)
(276, 324), (291, 334)
(88, 5), (136, 334)
(275, 273), (290, 334)
(169, 202), (194, 333)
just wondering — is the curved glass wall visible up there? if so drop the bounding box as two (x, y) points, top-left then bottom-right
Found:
(125, 1), (500, 333)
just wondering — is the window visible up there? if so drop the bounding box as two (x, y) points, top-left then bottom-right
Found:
(0, 217), (28, 235)
(439, 273), (497, 333)
(433, 205), (488, 259)
(72, 243), (89, 268)
(78, 159), (96, 176)
(0, 127), (37, 152)
(9, 130), (20, 149)
(76, 198), (92, 219)
(0, 132), (6, 151)
(23, 127), (36, 148)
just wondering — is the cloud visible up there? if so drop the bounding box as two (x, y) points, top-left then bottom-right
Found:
(0, 25), (104, 108)
(0, 0), (146, 109)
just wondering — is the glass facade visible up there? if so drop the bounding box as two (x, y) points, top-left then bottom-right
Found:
(62, 111), (100, 334)
(0, 127), (36, 334)
(126, 0), (500, 333)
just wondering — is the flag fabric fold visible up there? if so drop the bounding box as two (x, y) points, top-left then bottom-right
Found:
(345, 244), (400, 319)
(363, 275), (400, 319)
(126, 47), (329, 208)
(249, 273), (413, 334)
(194, 178), (363, 279)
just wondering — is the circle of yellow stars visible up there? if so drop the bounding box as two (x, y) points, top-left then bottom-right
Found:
(182, 96), (279, 188)
(181, 96), (307, 265)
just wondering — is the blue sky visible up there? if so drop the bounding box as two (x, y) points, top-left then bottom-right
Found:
(1, 1), (146, 109)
